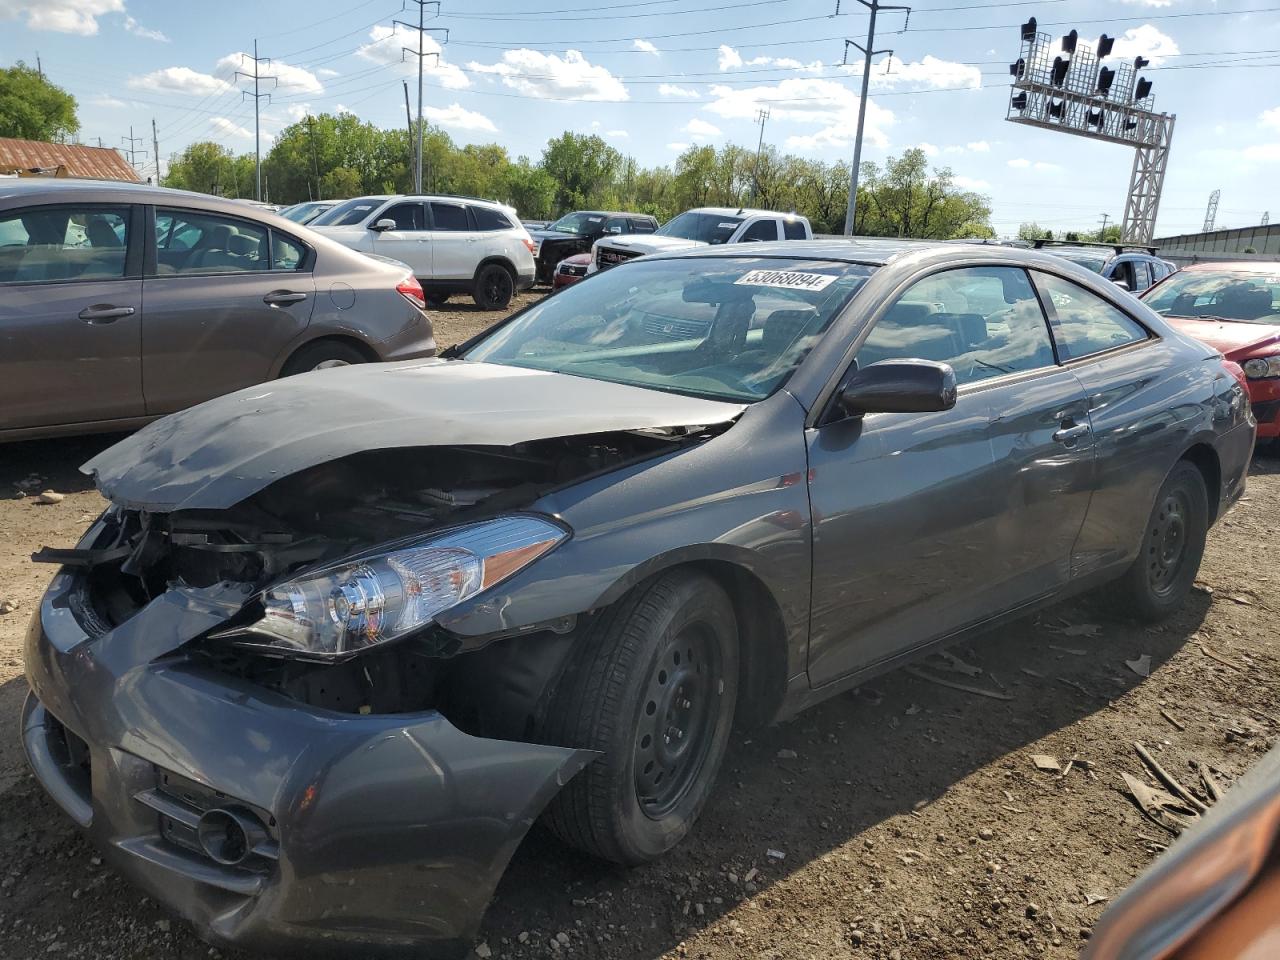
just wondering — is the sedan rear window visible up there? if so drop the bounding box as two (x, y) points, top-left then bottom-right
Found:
(464, 257), (875, 402)
(311, 197), (384, 226)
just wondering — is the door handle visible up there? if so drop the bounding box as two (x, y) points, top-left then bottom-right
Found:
(1053, 422), (1090, 443)
(263, 291), (308, 306)
(78, 305), (135, 323)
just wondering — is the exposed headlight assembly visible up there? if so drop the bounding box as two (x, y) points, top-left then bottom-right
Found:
(215, 516), (568, 661)
(1242, 356), (1280, 380)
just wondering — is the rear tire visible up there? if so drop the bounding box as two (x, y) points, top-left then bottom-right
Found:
(279, 341), (367, 376)
(1098, 461), (1208, 622)
(473, 263), (515, 310)
(542, 571), (739, 865)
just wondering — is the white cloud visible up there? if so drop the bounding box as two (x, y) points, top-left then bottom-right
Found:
(285, 103), (312, 121)
(633, 39), (659, 55)
(423, 102), (497, 133)
(916, 142), (940, 157)
(334, 104), (353, 115)
(840, 54), (981, 90)
(659, 83), (700, 99)
(703, 77), (895, 152)
(1261, 107), (1280, 131)
(684, 117), (721, 140)
(717, 44), (823, 74)
(0, 0), (122, 35)
(1243, 143), (1280, 163)
(667, 142), (690, 152)
(355, 25), (469, 89)
(317, 67), (340, 78)
(951, 176), (991, 191)
(944, 140), (991, 154)
(129, 66), (234, 96)
(606, 129), (629, 138)
(217, 52), (325, 95)
(1007, 158), (1060, 172)
(123, 15), (167, 41)
(89, 93), (128, 108)
(1106, 25), (1180, 67)
(468, 49), (627, 101)
(211, 116), (253, 140)
(1119, 0), (1172, 8)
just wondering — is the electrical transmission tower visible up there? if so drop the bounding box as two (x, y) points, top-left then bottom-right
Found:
(234, 40), (278, 201)
(396, 1), (448, 194)
(1202, 189), (1220, 233)
(1263, 212), (1271, 227)
(841, 0), (911, 236)
(121, 127), (147, 173)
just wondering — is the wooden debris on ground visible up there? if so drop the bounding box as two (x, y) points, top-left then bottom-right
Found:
(904, 666), (1013, 701)
(1159, 708), (1185, 731)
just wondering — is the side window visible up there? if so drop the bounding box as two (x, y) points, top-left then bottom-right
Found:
(382, 202), (424, 231)
(0, 206), (130, 284)
(604, 217), (629, 235)
(429, 202), (470, 231)
(1132, 260), (1152, 291)
(631, 218), (657, 234)
(472, 206), (513, 231)
(783, 218), (807, 240)
(740, 219), (779, 242)
(271, 232), (307, 271)
(154, 209), (268, 275)
(856, 267), (1057, 386)
(1035, 272), (1150, 360)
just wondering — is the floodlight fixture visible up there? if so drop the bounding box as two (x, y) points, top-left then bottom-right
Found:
(1010, 57), (1026, 78)
(1134, 56), (1149, 70)
(1051, 56), (1069, 86)
(1062, 30), (1078, 54)
(1097, 66), (1115, 94)
(1011, 91), (1028, 111)
(1134, 78), (1152, 100)
(1097, 34), (1114, 58)
(1048, 99), (1065, 120)
(1020, 17), (1037, 41)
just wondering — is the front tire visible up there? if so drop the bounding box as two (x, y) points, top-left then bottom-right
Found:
(542, 571), (739, 865)
(1100, 460), (1208, 622)
(473, 263), (515, 310)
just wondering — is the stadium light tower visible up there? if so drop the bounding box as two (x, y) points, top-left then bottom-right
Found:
(1005, 18), (1175, 244)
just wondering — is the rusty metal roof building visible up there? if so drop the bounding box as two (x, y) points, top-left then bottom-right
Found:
(0, 138), (142, 183)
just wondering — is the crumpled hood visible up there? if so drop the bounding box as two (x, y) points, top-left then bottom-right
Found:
(83, 359), (745, 512)
(599, 234), (707, 255)
(1162, 316), (1280, 358)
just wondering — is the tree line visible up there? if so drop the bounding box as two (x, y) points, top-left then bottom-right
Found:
(162, 112), (995, 239)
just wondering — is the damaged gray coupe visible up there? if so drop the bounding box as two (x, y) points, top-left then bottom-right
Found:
(23, 240), (1254, 957)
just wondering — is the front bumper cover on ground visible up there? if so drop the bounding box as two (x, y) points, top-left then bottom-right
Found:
(22, 567), (596, 959)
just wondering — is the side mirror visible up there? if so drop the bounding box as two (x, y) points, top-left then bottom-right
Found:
(836, 359), (958, 417)
(371, 218), (397, 232)
(1112, 278), (1131, 291)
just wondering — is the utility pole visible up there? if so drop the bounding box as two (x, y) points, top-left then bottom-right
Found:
(403, 80), (415, 185)
(396, 1), (448, 194)
(121, 127), (148, 173)
(151, 118), (162, 187)
(305, 115), (321, 199)
(841, 0), (911, 236)
(1097, 212), (1109, 240)
(36, 53), (43, 78)
(751, 107), (770, 201)
(235, 40), (278, 202)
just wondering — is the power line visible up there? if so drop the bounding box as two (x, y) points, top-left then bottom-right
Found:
(396, 0), (449, 193)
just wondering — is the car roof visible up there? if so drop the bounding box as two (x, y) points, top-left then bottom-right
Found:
(686, 207), (807, 219)
(1180, 261), (1280, 274)
(564, 210), (654, 218)
(644, 237), (948, 266)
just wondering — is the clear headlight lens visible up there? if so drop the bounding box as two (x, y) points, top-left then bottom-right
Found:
(217, 516), (568, 661)
(1242, 356), (1280, 380)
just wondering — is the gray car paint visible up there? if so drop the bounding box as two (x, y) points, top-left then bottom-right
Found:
(22, 239), (1255, 958)
(0, 179), (436, 442)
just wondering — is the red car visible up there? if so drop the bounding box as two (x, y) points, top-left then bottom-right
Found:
(551, 252), (591, 290)
(1143, 262), (1280, 440)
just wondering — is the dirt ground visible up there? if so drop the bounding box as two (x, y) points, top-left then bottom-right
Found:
(1, 293), (1277, 959)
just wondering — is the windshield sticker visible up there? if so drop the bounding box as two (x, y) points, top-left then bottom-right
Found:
(588, 216), (603, 222)
(718, 222), (739, 228)
(734, 269), (837, 292)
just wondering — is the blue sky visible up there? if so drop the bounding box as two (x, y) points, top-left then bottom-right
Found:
(2, 0), (1277, 236)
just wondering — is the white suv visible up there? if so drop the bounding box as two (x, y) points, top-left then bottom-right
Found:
(310, 195), (536, 309)
(589, 207), (813, 274)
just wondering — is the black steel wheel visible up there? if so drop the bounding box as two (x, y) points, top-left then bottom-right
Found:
(1099, 460), (1208, 622)
(542, 571), (739, 865)
(473, 263), (515, 310)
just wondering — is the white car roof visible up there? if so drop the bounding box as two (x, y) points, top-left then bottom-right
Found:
(687, 207), (807, 219)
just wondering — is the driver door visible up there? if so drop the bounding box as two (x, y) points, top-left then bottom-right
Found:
(369, 201), (431, 276)
(806, 265), (1095, 687)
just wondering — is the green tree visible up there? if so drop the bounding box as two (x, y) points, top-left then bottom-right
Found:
(164, 141), (242, 196)
(1018, 222), (1053, 241)
(0, 62), (79, 142)
(540, 132), (622, 211)
(855, 149), (992, 240)
(503, 159), (556, 219)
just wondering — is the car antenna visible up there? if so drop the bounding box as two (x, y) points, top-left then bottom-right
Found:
(736, 207), (745, 215)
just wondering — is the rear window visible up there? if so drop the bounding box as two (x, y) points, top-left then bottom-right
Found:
(784, 219), (808, 240)
(311, 197), (384, 227)
(472, 206), (514, 231)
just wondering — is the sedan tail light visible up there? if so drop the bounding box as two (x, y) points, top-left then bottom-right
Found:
(522, 238), (537, 254)
(396, 275), (426, 310)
